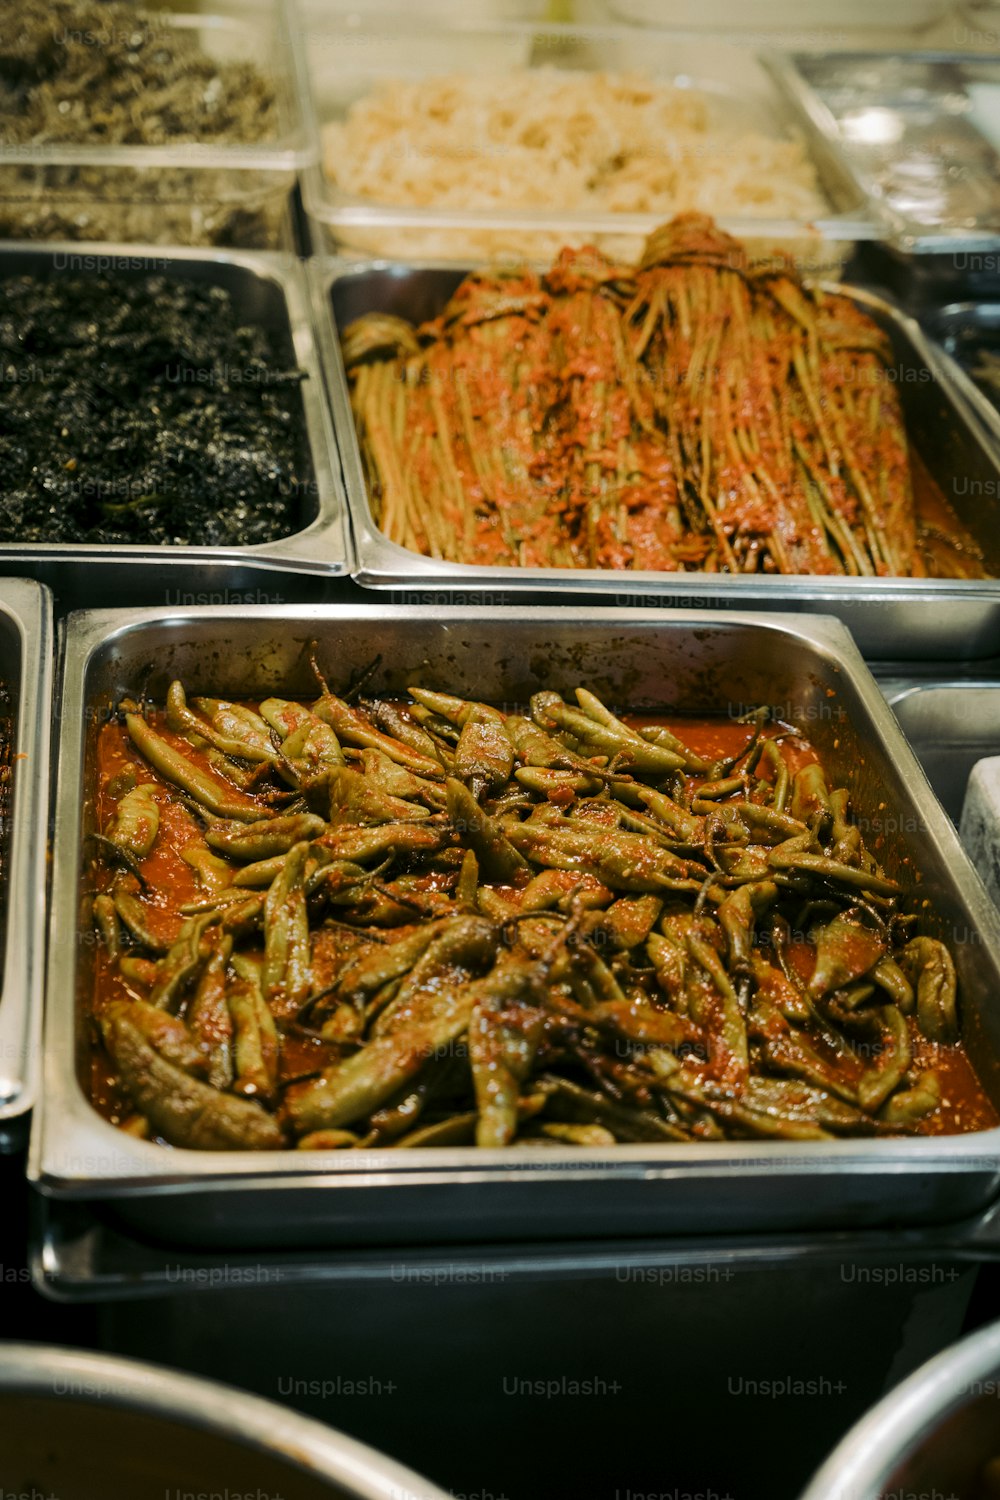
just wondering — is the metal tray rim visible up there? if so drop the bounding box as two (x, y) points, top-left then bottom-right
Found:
(883, 678), (1000, 706)
(30, 602), (1000, 1198)
(0, 240), (351, 576)
(924, 326), (1000, 467)
(0, 578), (53, 1133)
(303, 176), (877, 239)
(798, 1319), (1000, 1500)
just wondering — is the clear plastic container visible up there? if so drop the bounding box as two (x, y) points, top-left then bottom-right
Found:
(327, 0), (547, 16)
(293, 6), (875, 271)
(608, 1), (951, 33)
(0, 0), (308, 247)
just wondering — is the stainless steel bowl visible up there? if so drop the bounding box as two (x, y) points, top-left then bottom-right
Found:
(0, 1342), (449, 1499)
(799, 1318), (1000, 1500)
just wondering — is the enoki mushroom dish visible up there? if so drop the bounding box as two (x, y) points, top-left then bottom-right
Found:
(86, 666), (995, 1151)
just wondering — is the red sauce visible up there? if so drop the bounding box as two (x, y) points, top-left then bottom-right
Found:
(910, 1033), (999, 1136)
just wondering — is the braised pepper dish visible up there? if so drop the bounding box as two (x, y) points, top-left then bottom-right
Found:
(86, 668), (995, 1150)
(342, 214), (986, 577)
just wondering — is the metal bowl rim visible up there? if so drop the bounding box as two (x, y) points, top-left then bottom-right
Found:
(798, 1318), (1000, 1500)
(0, 1341), (450, 1500)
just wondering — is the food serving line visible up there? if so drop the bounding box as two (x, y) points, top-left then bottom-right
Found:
(6, 2), (1000, 1498)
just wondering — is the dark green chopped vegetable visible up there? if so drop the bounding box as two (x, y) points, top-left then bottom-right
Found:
(0, 0), (283, 245)
(0, 0), (277, 147)
(0, 273), (308, 545)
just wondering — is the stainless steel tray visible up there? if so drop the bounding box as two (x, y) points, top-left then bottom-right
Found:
(883, 680), (1000, 825)
(33, 1189), (1000, 1298)
(29, 604), (1000, 1247)
(763, 51), (1000, 256)
(315, 262), (1000, 661)
(924, 302), (1000, 460)
(0, 579), (53, 1152)
(0, 243), (350, 582)
(24, 1200), (983, 1500)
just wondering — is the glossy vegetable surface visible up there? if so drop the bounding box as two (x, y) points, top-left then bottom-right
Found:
(86, 674), (996, 1150)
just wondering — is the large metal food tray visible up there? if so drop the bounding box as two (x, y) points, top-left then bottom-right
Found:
(29, 604), (1000, 1248)
(0, 580), (52, 1152)
(763, 51), (1000, 256)
(883, 679), (1000, 825)
(294, 8), (873, 263)
(0, 243), (350, 585)
(923, 302), (1000, 461)
(317, 263), (1000, 661)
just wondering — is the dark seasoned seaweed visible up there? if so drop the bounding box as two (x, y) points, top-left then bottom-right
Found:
(88, 680), (995, 1151)
(0, 274), (306, 546)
